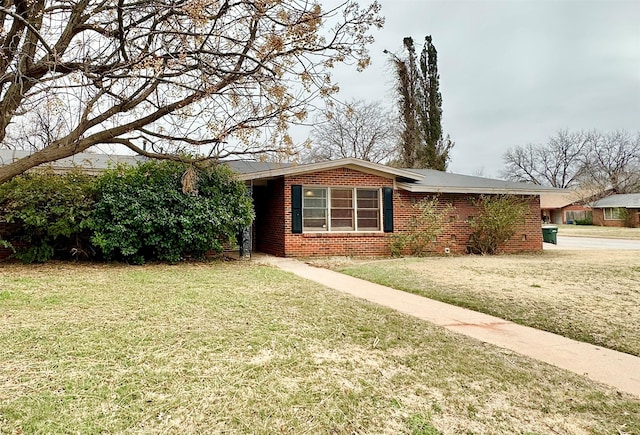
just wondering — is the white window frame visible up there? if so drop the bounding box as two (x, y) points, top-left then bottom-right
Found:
(302, 187), (382, 232)
(603, 207), (624, 220)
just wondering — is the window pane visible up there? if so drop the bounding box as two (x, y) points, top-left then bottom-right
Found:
(357, 209), (379, 229)
(303, 188), (327, 230)
(304, 198), (327, 208)
(357, 189), (379, 209)
(305, 208), (327, 218)
(303, 188), (326, 208)
(330, 189), (354, 230)
(356, 189), (380, 230)
(331, 208), (354, 230)
(357, 218), (379, 230)
(304, 219), (327, 230)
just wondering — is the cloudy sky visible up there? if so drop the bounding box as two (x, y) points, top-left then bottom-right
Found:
(323, 0), (640, 177)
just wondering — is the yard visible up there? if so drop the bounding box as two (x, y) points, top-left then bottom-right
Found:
(331, 250), (640, 357)
(0, 262), (638, 434)
(558, 224), (640, 239)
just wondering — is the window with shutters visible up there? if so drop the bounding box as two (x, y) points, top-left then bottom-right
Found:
(302, 187), (381, 232)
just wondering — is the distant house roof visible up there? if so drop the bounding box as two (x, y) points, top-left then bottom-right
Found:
(539, 190), (591, 209)
(591, 193), (640, 209)
(1, 150), (557, 195)
(0, 149), (145, 175)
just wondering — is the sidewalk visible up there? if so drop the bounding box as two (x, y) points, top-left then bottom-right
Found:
(256, 255), (640, 398)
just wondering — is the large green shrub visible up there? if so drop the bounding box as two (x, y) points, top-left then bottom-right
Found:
(467, 195), (529, 255)
(90, 160), (253, 263)
(0, 169), (96, 263)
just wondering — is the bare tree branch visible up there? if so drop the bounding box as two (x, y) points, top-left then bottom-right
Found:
(0, 0), (384, 184)
(304, 99), (399, 164)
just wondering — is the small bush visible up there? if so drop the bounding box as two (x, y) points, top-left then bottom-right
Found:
(388, 197), (454, 256)
(0, 169), (96, 263)
(619, 208), (637, 228)
(467, 195), (529, 255)
(90, 160), (253, 263)
(574, 218), (593, 226)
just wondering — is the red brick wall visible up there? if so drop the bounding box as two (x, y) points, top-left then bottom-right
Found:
(593, 208), (640, 227)
(254, 168), (543, 257)
(393, 192), (542, 254)
(254, 180), (286, 256)
(282, 168), (394, 257)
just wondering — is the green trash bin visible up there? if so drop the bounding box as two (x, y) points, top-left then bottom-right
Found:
(542, 225), (558, 244)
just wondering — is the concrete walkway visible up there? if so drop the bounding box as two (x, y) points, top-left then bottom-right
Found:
(257, 255), (640, 398)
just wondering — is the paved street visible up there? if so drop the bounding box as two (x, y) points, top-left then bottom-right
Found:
(544, 235), (640, 250)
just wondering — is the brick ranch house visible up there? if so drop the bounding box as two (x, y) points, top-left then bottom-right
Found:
(540, 191), (592, 224)
(0, 151), (559, 258)
(227, 158), (558, 257)
(590, 193), (640, 227)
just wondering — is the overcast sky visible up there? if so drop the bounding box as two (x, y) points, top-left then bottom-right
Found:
(322, 0), (640, 177)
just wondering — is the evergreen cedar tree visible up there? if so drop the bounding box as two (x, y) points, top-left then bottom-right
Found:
(389, 35), (454, 171)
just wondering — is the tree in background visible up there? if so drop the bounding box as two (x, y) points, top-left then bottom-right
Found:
(502, 130), (639, 195)
(386, 36), (453, 170)
(304, 100), (399, 163)
(581, 130), (640, 195)
(0, 0), (383, 184)
(501, 130), (590, 188)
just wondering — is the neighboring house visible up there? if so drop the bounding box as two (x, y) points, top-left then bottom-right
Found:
(590, 193), (640, 228)
(1, 150), (559, 258)
(540, 191), (592, 224)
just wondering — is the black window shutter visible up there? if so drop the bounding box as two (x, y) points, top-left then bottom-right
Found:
(383, 187), (393, 233)
(291, 185), (302, 234)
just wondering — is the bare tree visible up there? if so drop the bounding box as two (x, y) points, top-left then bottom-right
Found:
(0, 0), (384, 184)
(581, 130), (640, 195)
(501, 130), (590, 188)
(304, 100), (398, 163)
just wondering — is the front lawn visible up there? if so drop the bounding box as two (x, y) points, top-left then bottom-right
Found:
(558, 224), (640, 239)
(334, 250), (640, 357)
(0, 262), (638, 434)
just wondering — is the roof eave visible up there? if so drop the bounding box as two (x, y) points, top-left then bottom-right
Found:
(235, 158), (423, 182)
(396, 182), (551, 195)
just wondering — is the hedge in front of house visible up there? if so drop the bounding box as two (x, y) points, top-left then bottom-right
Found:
(90, 160), (254, 264)
(0, 169), (96, 263)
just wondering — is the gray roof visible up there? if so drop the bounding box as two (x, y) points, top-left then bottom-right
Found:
(0, 149), (145, 174)
(399, 168), (562, 195)
(232, 158), (422, 182)
(591, 193), (640, 208)
(225, 160), (293, 174)
(1, 150), (556, 195)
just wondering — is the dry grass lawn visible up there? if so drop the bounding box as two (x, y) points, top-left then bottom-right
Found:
(333, 250), (640, 357)
(0, 262), (638, 434)
(558, 224), (640, 239)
